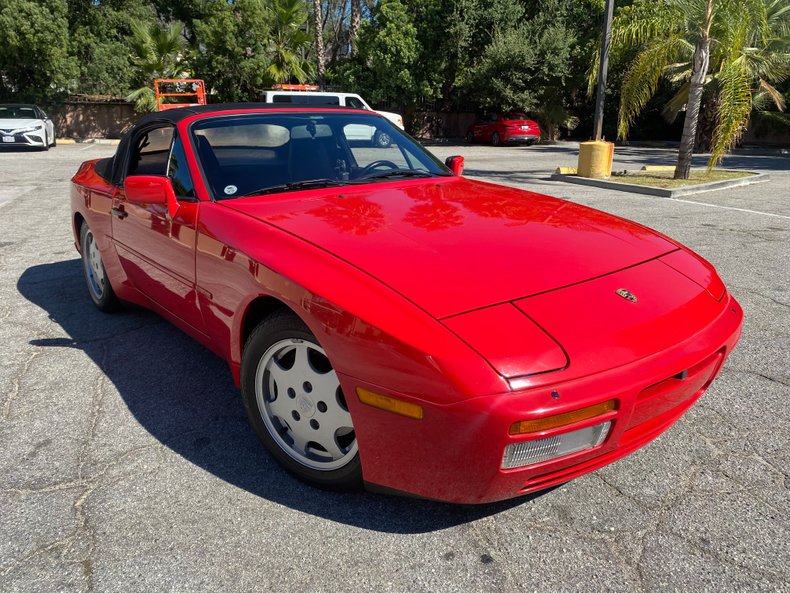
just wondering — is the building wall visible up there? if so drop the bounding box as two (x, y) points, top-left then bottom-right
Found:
(48, 101), (137, 139)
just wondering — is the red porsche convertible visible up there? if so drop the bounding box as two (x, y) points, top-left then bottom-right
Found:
(71, 105), (742, 504)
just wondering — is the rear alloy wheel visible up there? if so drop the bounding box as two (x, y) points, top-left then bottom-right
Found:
(492, 132), (501, 147)
(79, 223), (118, 312)
(466, 131), (475, 143)
(241, 311), (362, 490)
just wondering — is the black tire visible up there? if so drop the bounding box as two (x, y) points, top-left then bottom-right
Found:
(79, 222), (119, 312)
(466, 131), (475, 144)
(492, 132), (501, 147)
(42, 133), (50, 151)
(51, 134), (57, 148)
(241, 310), (363, 491)
(373, 130), (392, 148)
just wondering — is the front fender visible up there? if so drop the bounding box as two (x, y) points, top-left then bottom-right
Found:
(195, 203), (508, 404)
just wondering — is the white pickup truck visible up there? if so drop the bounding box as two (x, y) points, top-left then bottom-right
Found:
(262, 90), (404, 147)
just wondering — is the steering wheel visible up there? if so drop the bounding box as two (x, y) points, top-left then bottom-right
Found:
(357, 160), (400, 178)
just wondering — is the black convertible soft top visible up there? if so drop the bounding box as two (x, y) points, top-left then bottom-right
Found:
(97, 103), (359, 184)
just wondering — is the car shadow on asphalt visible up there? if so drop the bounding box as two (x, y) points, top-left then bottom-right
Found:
(18, 259), (544, 533)
(0, 146), (48, 153)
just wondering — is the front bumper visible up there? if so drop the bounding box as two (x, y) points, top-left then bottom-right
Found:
(1, 130), (46, 146)
(343, 293), (742, 504)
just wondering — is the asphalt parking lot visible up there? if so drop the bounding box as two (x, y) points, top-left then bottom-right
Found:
(1, 141), (788, 593)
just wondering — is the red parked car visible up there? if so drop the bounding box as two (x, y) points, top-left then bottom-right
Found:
(466, 112), (541, 146)
(70, 105), (742, 504)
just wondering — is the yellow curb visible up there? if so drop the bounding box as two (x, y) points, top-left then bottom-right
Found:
(555, 166), (577, 175)
(640, 165), (675, 171)
(58, 138), (77, 144)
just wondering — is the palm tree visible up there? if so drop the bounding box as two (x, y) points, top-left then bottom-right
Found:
(126, 21), (188, 112)
(349, 0), (362, 56)
(268, 0), (313, 84)
(312, 0), (327, 87)
(609, 0), (790, 178)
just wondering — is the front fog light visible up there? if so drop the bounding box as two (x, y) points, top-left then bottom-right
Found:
(501, 421), (611, 469)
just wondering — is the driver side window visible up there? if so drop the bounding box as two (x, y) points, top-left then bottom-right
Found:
(128, 126), (174, 177)
(168, 136), (195, 199)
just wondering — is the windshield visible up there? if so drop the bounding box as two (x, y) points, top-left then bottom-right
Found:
(0, 105), (38, 119)
(191, 112), (449, 199)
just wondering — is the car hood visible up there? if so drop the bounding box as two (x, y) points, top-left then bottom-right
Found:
(224, 177), (677, 319)
(0, 118), (41, 130)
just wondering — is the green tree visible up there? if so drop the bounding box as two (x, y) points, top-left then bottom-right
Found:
(125, 20), (188, 112)
(191, 0), (275, 102)
(268, 0), (313, 84)
(338, 0), (422, 106)
(611, 0), (790, 177)
(0, 0), (78, 101)
(67, 0), (157, 97)
(465, 10), (576, 117)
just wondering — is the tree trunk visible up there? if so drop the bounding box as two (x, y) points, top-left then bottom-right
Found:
(313, 0), (326, 87)
(674, 0), (714, 179)
(349, 0), (361, 57)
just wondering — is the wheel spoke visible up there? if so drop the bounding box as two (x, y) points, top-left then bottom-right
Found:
(267, 356), (294, 395)
(267, 393), (292, 422)
(290, 342), (314, 378)
(286, 426), (310, 455)
(314, 427), (346, 459)
(321, 401), (353, 434)
(307, 370), (339, 399)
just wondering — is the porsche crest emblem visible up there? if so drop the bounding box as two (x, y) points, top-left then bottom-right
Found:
(616, 288), (638, 303)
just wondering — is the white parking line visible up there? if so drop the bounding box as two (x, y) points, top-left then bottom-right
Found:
(666, 197), (790, 220)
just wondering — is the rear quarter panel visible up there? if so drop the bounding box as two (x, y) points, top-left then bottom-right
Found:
(70, 160), (129, 296)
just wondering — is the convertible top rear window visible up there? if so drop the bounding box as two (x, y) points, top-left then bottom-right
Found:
(94, 157), (114, 182)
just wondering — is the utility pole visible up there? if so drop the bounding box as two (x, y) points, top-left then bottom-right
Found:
(593, 0), (615, 141)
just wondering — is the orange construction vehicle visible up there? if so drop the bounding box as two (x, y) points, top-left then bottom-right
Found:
(154, 79), (207, 111)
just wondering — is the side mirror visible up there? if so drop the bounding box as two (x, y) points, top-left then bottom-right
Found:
(445, 155), (464, 176)
(125, 175), (179, 218)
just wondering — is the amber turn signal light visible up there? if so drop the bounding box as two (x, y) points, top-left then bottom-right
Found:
(509, 399), (616, 435)
(356, 388), (424, 420)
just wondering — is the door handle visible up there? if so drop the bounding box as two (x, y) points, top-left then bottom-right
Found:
(111, 207), (128, 219)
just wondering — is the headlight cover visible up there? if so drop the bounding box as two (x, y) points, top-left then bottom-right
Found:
(442, 303), (568, 379)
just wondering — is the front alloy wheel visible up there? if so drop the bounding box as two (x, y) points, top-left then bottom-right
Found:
(241, 312), (362, 490)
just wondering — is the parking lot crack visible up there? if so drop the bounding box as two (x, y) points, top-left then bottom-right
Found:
(726, 367), (790, 389)
(594, 474), (650, 509)
(2, 349), (41, 421)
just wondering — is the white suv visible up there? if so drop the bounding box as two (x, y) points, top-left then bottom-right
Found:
(262, 90), (404, 131)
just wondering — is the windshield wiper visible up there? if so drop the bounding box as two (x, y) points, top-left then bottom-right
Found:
(239, 178), (347, 198)
(353, 169), (443, 182)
